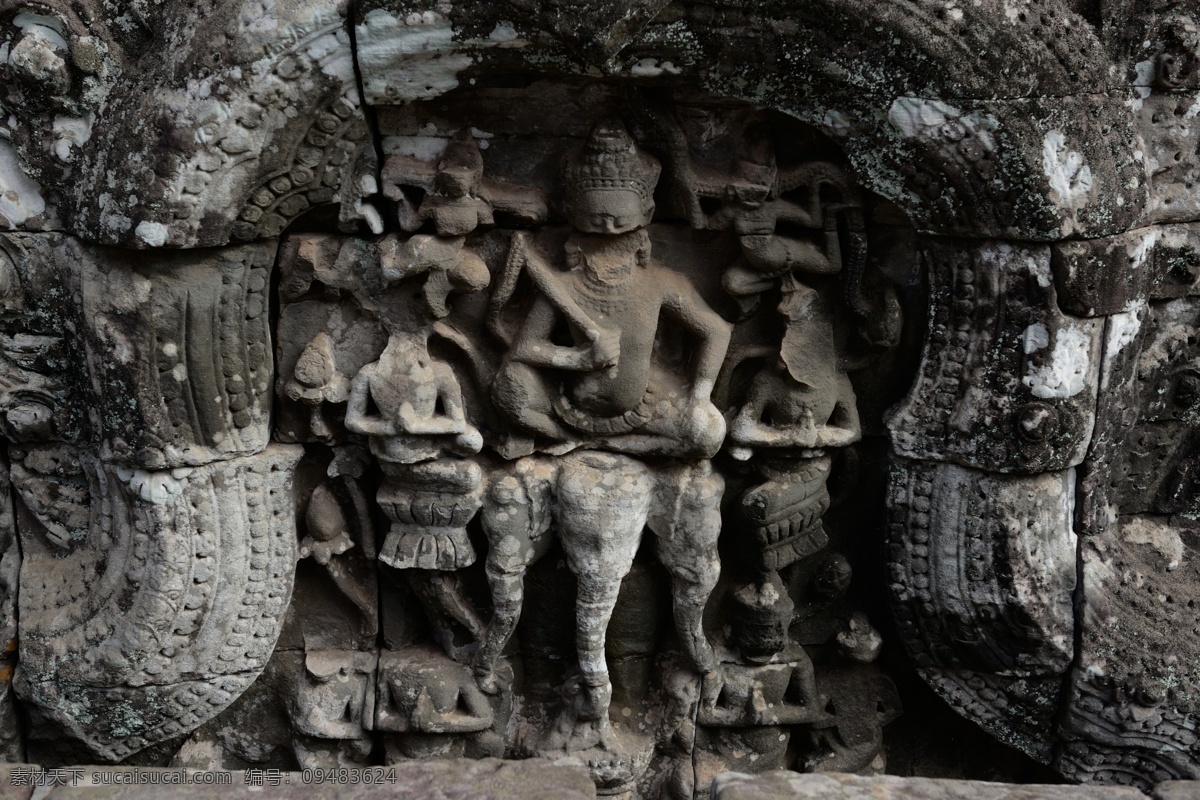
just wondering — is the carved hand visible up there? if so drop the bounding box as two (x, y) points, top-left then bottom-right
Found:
(684, 398), (727, 455)
(397, 401), (421, 429)
(453, 426), (484, 455)
(586, 327), (621, 369)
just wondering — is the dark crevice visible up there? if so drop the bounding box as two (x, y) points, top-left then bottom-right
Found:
(1050, 315), (1109, 770)
(2, 449), (27, 762)
(1051, 505), (1087, 773)
(343, 4), (390, 750)
(345, 0), (388, 220)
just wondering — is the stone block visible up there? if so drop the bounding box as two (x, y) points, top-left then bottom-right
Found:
(710, 771), (1147, 799)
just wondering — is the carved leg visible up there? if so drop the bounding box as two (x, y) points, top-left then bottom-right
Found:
(788, 653), (820, 710)
(572, 577), (623, 720)
(492, 361), (575, 441)
(474, 563), (526, 694)
(556, 453), (653, 721)
(475, 458), (558, 691)
(649, 461), (724, 675)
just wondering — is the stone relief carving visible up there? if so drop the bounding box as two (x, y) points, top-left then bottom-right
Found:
(262, 93), (907, 796)
(5, 0), (1200, 798)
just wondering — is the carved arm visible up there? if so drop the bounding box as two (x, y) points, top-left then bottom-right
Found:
(343, 368), (398, 437)
(396, 363), (470, 437)
(660, 271), (732, 401)
(508, 296), (616, 372)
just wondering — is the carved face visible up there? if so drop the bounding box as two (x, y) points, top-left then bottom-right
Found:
(567, 187), (654, 234)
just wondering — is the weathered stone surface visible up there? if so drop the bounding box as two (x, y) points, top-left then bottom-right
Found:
(1057, 524), (1200, 786)
(353, 3), (1143, 241)
(0, 765), (33, 800)
(1050, 225), (1200, 319)
(888, 239), (1101, 473)
(8, 0), (1200, 795)
(0, 458), (22, 764)
(0, 233), (86, 445)
(0, 234), (275, 466)
(1075, 298), (1189, 537)
(1157, 781), (1200, 800)
(75, 242), (277, 468)
(0, 0), (371, 248)
(888, 460), (1077, 762)
(1, 0), (1149, 245)
(14, 445), (303, 762)
(2, 760), (595, 799)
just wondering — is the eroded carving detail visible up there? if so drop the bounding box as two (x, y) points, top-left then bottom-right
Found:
(16, 0), (1200, 793)
(13, 443), (302, 761)
(262, 88), (905, 796)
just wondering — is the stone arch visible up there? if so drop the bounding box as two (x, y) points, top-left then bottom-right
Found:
(355, 0), (1143, 241)
(2, 0), (1191, 788)
(2, 0), (1143, 245)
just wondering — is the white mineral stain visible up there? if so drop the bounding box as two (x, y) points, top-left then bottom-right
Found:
(1105, 305), (1141, 359)
(1128, 228), (1160, 270)
(1043, 130), (1093, 212)
(489, 22), (520, 43)
(356, 10), (474, 103)
(982, 242), (1052, 288)
(0, 141), (46, 227)
(887, 97), (997, 165)
(1022, 322), (1049, 354)
(311, 30), (354, 82)
(1131, 58), (1156, 87)
(356, 9), (528, 104)
(1123, 516), (1185, 571)
(1138, 298), (1193, 373)
(1185, 94), (1200, 122)
(1128, 59), (1155, 112)
(13, 12), (69, 51)
(630, 58), (681, 77)
(115, 466), (190, 504)
(135, 220), (169, 247)
(888, 97), (954, 138)
(51, 114), (94, 162)
(821, 110), (852, 137)
(1023, 325), (1091, 399)
(382, 135), (448, 161)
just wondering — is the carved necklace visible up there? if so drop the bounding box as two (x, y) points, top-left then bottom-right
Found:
(574, 258), (636, 315)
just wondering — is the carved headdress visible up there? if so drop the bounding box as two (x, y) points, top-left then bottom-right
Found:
(565, 118), (661, 204)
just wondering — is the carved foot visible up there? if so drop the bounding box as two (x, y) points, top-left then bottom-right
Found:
(576, 672), (612, 721)
(539, 672), (619, 753)
(539, 690), (636, 793)
(473, 665), (502, 696)
(699, 667), (727, 713)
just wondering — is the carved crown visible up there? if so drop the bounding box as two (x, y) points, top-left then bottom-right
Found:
(565, 118), (662, 203)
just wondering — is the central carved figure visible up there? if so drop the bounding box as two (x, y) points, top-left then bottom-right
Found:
(492, 119), (731, 458)
(477, 120), (732, 771)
